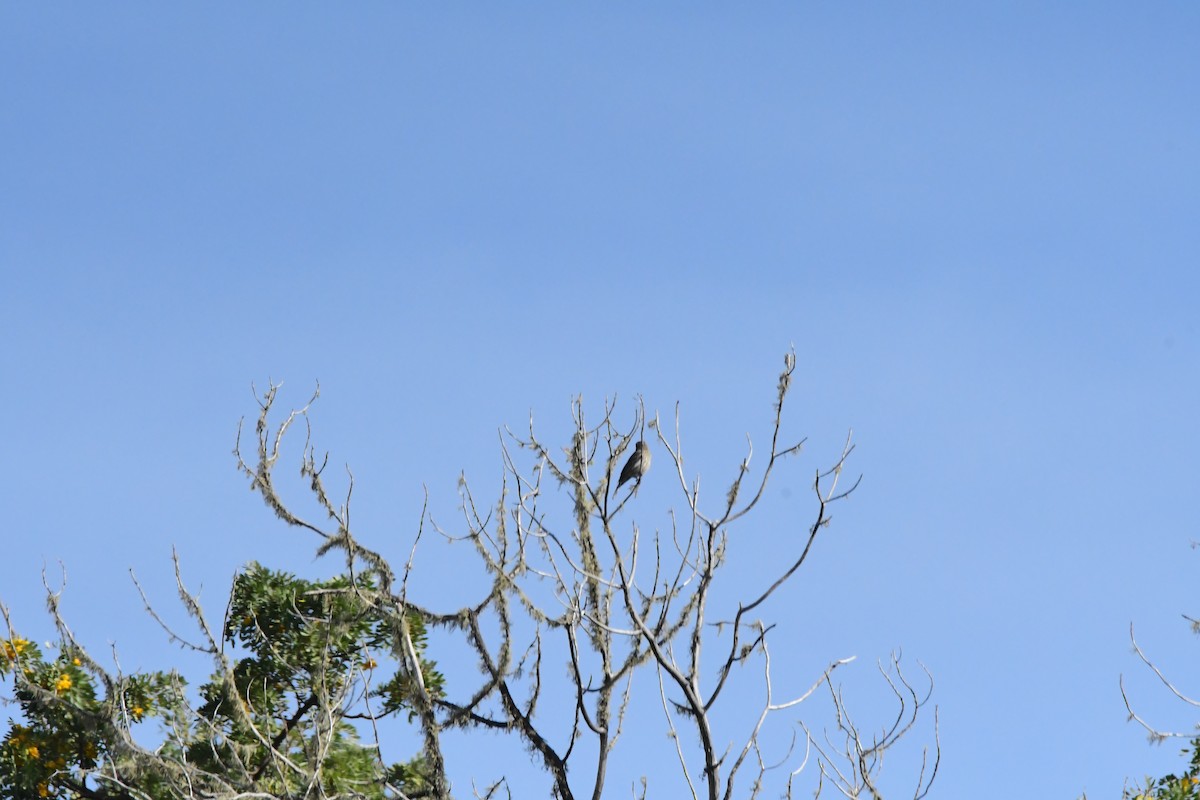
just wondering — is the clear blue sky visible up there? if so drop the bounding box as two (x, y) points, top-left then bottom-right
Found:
(2, 4), (1198, 797)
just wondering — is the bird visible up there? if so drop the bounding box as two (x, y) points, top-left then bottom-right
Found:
(617, 440), (651, 490)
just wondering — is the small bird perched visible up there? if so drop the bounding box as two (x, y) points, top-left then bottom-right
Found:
(617, 440), (651, 489)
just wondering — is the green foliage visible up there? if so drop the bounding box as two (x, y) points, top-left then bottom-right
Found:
(0, 564), (444, 799)
(1124, 739), (1200, 800)
(0, 636), (162, 799)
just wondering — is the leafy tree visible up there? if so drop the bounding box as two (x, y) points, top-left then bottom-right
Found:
(1122, 738), (1200, 800)
(1, 563), (441, 799)
(1, 352), (938, 799)
(1119, 612), (1200, 800)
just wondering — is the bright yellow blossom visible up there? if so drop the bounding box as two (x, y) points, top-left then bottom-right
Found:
(26, 744), (39, 759)
(3, 637), (30, 660)
(37, 784), (49, 798)
(72, 657), (81, 666)
(55, 673), (72, 693)
(132, 706), (145, 720)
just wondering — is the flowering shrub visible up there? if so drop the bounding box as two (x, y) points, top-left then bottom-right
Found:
(0, 564), (441, 799)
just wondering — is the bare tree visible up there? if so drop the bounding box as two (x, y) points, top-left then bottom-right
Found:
(233, 350), (938, 800)
(1115, 613), (1200, 799)
(0, 351), (937, 800)
(1121, 621), (1200, 746)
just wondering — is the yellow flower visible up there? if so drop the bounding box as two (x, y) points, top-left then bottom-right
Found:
(55, 674), (72, 693)
(38, 783), (49, 798)
(363, 657), (378, 670)
(26, 744), (40, 759)
(3, 637), (29, 661)
(72, 657), (81, 667)
(132, 706), (144, 720)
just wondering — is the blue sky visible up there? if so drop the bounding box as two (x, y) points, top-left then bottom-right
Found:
(2, 4), (1198, 797)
